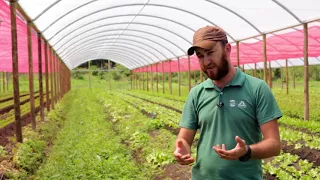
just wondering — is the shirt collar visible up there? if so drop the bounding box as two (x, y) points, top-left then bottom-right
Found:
(203, 68), (245, 89)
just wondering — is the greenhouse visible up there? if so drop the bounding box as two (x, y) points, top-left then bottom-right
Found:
(0, 0), (320, 179)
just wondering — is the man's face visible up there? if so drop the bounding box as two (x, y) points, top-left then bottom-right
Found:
(195, 42), (230, 80)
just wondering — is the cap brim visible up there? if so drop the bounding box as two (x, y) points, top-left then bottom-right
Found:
(187, 41), (217, 56)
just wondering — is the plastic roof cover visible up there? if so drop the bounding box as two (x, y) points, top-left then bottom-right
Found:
(9, 0), (320, 70)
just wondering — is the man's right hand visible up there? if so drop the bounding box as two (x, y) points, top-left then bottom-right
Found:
(173, 139), (195, 165)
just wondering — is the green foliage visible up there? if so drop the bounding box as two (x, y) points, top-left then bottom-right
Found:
(3, 90), (72, 179)
(34, 89), (145, 180)
(273, 88), (320, 121)
(98, 71), (105, 80)
(146, 150), (173, 168)
(112, 70), (122, 81)
(13, 139), (46, 173)
(91, 65), (99, 76)
(0, 145), (7, 159)
(279, 116), (320, 133)
(280, 126), (320, 150)
(113, 64), (130, 77)
(130, 131), (149, 149)
(72, 68), (85, 80)
(263, 153), (319, 179)
(98, 90), (179, 178)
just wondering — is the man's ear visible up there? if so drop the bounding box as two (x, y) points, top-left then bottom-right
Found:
(225, 43), (231, 56)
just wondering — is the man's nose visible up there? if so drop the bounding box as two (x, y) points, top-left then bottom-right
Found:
(203, 55), (211, 66)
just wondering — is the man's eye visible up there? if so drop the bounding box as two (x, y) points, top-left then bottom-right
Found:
(208, 51), (214, 55)
(197, 54), (204, 59)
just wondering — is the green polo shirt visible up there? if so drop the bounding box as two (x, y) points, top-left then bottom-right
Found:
(179, 68), (282, 180)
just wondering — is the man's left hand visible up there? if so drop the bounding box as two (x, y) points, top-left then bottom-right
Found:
(213, 136), (248, 160)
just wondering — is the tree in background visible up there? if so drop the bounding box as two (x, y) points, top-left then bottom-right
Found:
(111, 64), (130, 81)
(71, 68), (85, 80)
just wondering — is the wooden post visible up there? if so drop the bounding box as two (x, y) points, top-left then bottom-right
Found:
(134, 72), (136, 90)
(143, 69), (145, 91)
(88, 61), (91, 89)
(263, 34), (268, 84)
(134, 70), (138, 90)
(57, 58), (60, 100)
(147, 67), (149, 91)
(56, 58), (59, 100)
(242, 64), (245, 72)
(2, 72), (5, 92)
(38, 33), (44, 121)
(44, 42), (50, 111)
(136, 70), (138, 90)
(156, 63), (159, 92)
(194, 71), (196, 85)
(162, 61), (165, 93)
(169, 60), (172, 95)
(269, 61), (272, 89)
(108, 60), (111, 90)
(6, 72), (9, 92)
(59, 59), (62, 99)
(188, 56), (191, 91)
(27, 22), (36, 131)
(57, 56), (60, 99)
(178, 57), (181, 96)
(303, 23), (309, 121)
(130, 71), (133, 90)
(151, 64), (153, 92)
(254, 63), (257, 77)
(286, 59), (289, 95)
(63, 64), (65, 96)
(139, 69), (141, 90)
(138, 70), (140, 90)
(10, 0), (22, 143)
(292, 66), (295, 89)
(54, 53), (57, 103)
(140, 70), (142, 90)
(236, 41), (240, 68)
(281, 67), (283, 89)
(50, 48), (54, 109)
(137, 69), (139, 90)
(132, 72), (134, 90)
(60, 62), (62, 97)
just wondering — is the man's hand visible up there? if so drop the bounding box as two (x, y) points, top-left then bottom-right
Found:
(213, 136), (248, 160)
(174, 139), (195, 165)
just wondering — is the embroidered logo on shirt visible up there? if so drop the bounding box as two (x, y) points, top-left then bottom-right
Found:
(229, 100), (236, 107)
(238, 101), (246, 108)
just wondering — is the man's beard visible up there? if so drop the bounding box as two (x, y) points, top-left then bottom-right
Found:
(201, 52), (230, 80)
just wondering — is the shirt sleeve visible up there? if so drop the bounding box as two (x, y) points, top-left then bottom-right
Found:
(255, 81), (283, 125)
(179, 88), (199, 130)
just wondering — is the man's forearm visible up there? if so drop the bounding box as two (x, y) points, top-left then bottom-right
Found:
(250, 138), (281, 159)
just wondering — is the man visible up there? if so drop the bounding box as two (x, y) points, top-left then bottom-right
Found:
(173, 26), (282, 179)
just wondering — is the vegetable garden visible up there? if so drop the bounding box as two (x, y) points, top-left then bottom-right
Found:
(1, 0), (320, 179)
